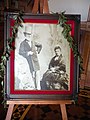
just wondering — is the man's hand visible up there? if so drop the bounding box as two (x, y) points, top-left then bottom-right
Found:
(27, 51), (33, 56)
(50, 67), (56, 72)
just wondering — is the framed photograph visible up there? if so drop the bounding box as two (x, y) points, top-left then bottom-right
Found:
(4, 13), (80, 100)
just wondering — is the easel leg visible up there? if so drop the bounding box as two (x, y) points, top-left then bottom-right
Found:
(5, 104), (14, 120)
(60, 104), (68, 120)
(19, 105), (32, 120)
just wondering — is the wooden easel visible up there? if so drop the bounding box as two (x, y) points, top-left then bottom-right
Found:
(5, 100), (73, 120)
(5, 0), (73, 120)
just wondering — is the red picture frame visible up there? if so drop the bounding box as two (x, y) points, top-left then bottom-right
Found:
(4, 13), (80, 100)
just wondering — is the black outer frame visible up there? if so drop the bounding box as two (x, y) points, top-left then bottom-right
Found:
(4, 12), (80, 100)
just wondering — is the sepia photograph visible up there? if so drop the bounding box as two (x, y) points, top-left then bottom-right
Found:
(14, 22), (70, 91)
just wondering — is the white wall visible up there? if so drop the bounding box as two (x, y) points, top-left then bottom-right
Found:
(48, 0), (90, 21)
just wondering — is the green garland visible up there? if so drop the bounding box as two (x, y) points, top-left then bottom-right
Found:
(0, 12), (24, 103)
(0, 12), (83, 102)
(58, 12), (83, 72)
(0, 12), (23, 78)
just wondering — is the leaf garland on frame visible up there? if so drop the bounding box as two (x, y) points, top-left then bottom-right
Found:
(58, 12), (83, 72)
(0, 12), (24, 102)
(0, 12), (83, 100)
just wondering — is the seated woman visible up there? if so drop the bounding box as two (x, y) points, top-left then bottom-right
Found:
(41, 46), (68, 90)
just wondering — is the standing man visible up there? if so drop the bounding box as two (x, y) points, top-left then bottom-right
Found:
(19, 25), (42, 90)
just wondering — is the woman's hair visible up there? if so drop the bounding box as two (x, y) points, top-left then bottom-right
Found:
(54, 46), (61, 51)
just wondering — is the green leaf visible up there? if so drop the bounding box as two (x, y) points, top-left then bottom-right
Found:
(13, 15), (18, 20)
(58, 12), (83, 73)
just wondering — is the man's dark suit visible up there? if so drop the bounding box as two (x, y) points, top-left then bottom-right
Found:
(19, 39), (42, 75)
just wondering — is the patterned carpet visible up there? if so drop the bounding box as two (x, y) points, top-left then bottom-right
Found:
(10, 95), (90, 120)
